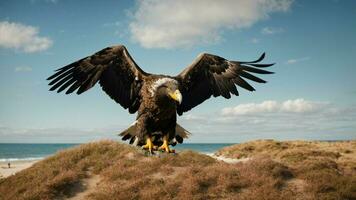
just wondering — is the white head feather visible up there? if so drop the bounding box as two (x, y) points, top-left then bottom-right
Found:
(149, 78), (178, 96)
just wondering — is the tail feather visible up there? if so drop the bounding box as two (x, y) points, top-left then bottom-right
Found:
(119, 121), (138, 139)
(118, 122), (191, 146)
(175, 124), (190, 143)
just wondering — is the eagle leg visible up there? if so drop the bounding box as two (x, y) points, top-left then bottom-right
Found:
(158, 136), (173, 153)
(142, 137), (154, 153)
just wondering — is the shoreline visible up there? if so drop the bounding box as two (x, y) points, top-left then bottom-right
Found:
(0, 160), (41, 179)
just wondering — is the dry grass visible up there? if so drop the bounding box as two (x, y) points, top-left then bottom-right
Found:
(217, 139), (356, 200)
(0, 140), (355, 200)
(0, 141), (140, 200)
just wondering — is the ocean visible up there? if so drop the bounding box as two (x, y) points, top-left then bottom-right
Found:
(0, 143), (234, 162)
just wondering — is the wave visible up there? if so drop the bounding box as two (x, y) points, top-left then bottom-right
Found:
(0, 157), (44, 162)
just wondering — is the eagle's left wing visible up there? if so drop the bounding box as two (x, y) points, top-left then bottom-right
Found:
(47, 45), (149, 113)
(174, 53), (274, 115)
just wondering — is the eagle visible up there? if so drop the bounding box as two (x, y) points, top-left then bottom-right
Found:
(47, 45), (274, 153)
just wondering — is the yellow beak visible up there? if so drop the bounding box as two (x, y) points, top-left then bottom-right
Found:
(169, 90), (182, 104)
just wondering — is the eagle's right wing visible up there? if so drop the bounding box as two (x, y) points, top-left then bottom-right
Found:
(175, 53), (274, 115)
(47, 45), (149, 113)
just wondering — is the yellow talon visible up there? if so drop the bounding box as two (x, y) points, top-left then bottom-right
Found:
(158, 136), (171, 153)
(142, 137), (154, 153)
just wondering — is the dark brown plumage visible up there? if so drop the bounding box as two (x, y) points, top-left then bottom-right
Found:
(47, 45), (274, 153)
(176, 52), (273, 115)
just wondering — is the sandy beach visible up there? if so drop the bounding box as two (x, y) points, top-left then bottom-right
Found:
(0, 160), (40, 179)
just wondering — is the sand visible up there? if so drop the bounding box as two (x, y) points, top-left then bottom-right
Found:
(0, 160), (40, 179)
(209, 154), (251, 164)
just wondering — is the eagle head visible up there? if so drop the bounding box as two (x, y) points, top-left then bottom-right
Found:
(152, 78), (182, 104)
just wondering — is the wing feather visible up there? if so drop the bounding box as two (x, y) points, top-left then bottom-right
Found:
(240, 65), (273, 74)
(175, 53), (274, 115)
(239, 71), (266, 83)
(47, 45), (149, 113)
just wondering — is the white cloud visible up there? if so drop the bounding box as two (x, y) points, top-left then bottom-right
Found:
(221, 99), (325, 116)
(0, 21), (53, 53)
(178, 99), (356, 142)
(261, 27), (284, 34)
(286, 57), (310, 64)
(129, 0), (293, 49)
(281, 99), (321, 113)
(14, 66), (32, 72)
(222, 100), (278, 115)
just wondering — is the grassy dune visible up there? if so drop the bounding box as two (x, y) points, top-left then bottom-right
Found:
(0, 140), (355, 200)
(216, 140), (356, 200)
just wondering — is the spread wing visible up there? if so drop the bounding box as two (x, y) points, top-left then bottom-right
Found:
(175, 53), (274, 115)
(47, 45), (149, 113)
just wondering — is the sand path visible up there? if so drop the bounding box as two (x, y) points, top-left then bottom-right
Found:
(66, 174), (101, 200)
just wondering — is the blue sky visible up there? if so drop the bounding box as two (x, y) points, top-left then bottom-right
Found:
(0, 0), (355, 143)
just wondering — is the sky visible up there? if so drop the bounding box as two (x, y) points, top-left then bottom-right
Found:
(0, 0), (355, 143)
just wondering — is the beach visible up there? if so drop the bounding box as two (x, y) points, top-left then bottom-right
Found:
(0, 160), (39, 179)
